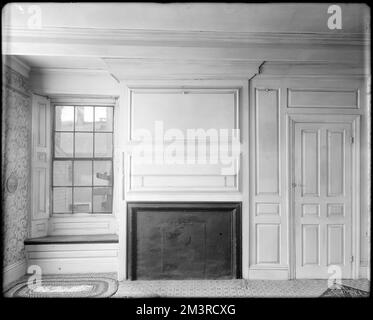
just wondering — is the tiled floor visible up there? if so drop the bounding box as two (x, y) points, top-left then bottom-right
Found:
(113, 279), (370, 298)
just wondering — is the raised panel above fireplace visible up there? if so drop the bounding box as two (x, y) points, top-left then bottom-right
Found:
(126, 87), (241, 194)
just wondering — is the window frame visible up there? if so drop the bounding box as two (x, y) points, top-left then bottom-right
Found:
(51, 102), (115, 216)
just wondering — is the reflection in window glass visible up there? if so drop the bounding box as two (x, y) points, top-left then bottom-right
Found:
(94, 133), (112, 157)
(55, 106), (74, 131)
(95, 107), (113, 131)
(55, 132), (73, 157)
(93, 187), (112, 213)
(53, 187), (72, 213)
(53, 105), (114, 215)
(73, 187), (92, 213)
(75, 106), (93, 131)
(53, 161), (72, 186)
(74, 161), (92, 186)
(75, 133), (93, 157)
(94, 161), (112, 186)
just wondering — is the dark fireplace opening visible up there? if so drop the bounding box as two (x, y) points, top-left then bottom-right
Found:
(127, 202), (241, 280)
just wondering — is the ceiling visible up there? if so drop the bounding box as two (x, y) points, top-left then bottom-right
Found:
(3, 3), (369, 74)
(3, 3), (370, 33)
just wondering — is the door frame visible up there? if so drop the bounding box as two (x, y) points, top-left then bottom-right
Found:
(287, 114), (361, 279)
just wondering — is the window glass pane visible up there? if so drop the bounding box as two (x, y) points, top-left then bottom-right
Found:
(94, 133), (112, 157)
(55, 106), (74, 131)
(75, 132), (93, 157)
(95, 107), (113, 132)
(73, 187), (92, 213)
(93, 161), (112, 186)
(53, 187), (72, 213)
(74, 161), (92, 186)
(75, 106), (93, 131)
(53, 161), (72, 186)
(93, 187), (112, 213)
(55, 132), (73, 157)
(53, 104), (114, 215)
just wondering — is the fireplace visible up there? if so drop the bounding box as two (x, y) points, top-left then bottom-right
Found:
(127, 202), (241, 280)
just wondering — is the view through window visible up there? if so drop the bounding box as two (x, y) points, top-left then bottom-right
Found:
(52, 105), (114, 214)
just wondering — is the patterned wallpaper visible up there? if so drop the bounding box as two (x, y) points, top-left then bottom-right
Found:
(2, 65), (31, 268)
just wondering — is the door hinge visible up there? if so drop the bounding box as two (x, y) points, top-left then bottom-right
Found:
(350, 256), (354, 263)
(351, 136), (354, 144)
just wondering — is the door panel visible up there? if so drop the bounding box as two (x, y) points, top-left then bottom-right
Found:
(294, 122), (352, 279)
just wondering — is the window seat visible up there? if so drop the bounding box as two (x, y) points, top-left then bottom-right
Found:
(24, 234), (119, 274)
(24, 234), (118, 245)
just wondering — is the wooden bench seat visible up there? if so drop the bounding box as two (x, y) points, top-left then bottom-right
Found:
(25, 234), (119, 245)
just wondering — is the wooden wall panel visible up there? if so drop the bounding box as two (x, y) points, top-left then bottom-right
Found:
(288, 89), (359, 108)
(255, 89), (279, 195)
(130, 89), (238, 139)
(327, 130), (345, 196)
(302, 224), (319, 266)
(327, 225), (345, 265)
(127, 88), (240, 193)
(256, 203), (280, 216)
(301, 130), (320, 197)
(256, 224), (280, 264)
(31, 94), (51, 238)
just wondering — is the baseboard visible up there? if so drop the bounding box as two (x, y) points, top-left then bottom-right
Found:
(248, 266), (289, 280)
(3, 259), (27, 289)
(25, 243), (118, 274)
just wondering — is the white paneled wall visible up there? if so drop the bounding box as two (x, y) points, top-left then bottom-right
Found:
(126, 88), (240, 193)
(249, 74), (368, 279)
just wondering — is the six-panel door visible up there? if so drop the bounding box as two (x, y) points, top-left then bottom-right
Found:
(294, 122), (352, 279)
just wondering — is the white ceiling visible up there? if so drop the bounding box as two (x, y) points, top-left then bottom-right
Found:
(4, 3), (369, 72)
(3, 3), (370, 34)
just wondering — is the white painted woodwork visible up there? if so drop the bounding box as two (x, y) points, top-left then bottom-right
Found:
(255, 88), (279, 195)
(25, 243), (118, 274)
(48, 216), (117, 236)
(31, 94), (51, 238)
(288, 89), (359, 109)
(126, 87), (240, 193)
(3, 2), (368, 280)
(294, 122), (352, 278)
(130, 89), (238, 139)
(250, 74), (365, 280)
(30, 69), (120, 96)
(256, 224), (280, 264)
(116, 79), (249, 280)
(249, 80), (287, 276)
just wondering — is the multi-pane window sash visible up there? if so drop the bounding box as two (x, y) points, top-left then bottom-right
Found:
(52, 105), (114, 214)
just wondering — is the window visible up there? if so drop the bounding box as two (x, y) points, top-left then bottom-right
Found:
(52, 105), (114, 214)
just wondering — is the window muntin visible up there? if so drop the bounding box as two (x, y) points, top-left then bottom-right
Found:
(52, 105), (114, 214)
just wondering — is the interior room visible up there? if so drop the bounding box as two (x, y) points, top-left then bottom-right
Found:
(2, 3), (370, 298)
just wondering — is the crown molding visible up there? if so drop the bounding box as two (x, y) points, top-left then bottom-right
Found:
(103, 58), (262, 80)
(258, 61), (370, 78)
(3, 26), (369, 47)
